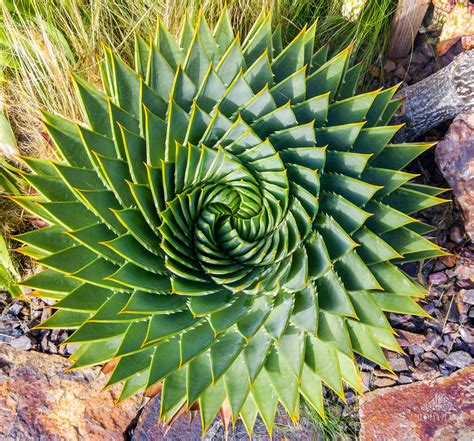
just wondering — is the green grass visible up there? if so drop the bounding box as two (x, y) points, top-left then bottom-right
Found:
(303, 397), (359, 440)
(1, 0), (395, 134)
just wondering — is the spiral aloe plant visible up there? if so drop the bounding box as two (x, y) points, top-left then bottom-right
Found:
(13, 10), (447, 436)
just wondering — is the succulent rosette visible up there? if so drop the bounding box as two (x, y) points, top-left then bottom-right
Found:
(13, 10), (447, 436)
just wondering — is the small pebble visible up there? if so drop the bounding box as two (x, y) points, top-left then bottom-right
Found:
(445, 351), (472, 369)
(7, 303), (23, 316)
(422, 351), (439, 362)
(459, 289), (474, 305)
(429, 272), (448, 285)
(440, 254), (457, 268)
(384, 60), (396, 72)
(398, 374), (414, 384)
(374, 377), (396, 388)
(449, 225), (465, 244)
(8, 335), (32, 351)
(439, 363), (455, 376)
(412, 360), (439, 381)
(344, 391), (356, 406)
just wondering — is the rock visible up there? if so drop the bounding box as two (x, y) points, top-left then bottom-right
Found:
(374, 377), (397, 388)
(370, 66), (381, 78)
(373, 369), (398, 380)
(132, 397), (321, 440)
(435, 114), (474, 241)
(390, 313), (411, 327)
(359, 366), (474, 441)
(443, 322), (458, 334)
(428, 271), (448, 285)
(384, 60), (397, 72)
(386, 353), (410, 372)
(360, 371), (372, 392)
(394, 65), (407, 79)
(448, 302), (461, 322)
(445, 350), (472, 369)
(7, 303), (23, 316)
(460, 289), (474, 305)
(7, 335), (32, 351)
(456, 295), (471, 316)
(0, 343), (141, 440)
(421, 42), (436, 58)
(413, 355), (422, 367)
(398, 374), (414, 384)
(409, 345), (425, 357)
(397, 330), (425, 347)
(411, 51), (430, 67)
(422, 302), (436, 316)
(456, 259), (474, 287)
(450, 225), (467, 244)
(459, 327), (474, 344)
(420, 330), (443, 352)
(433, 348), (447, 360)
(440, 254), (457, 268)
(412, 360), (440, 381)
(439, 363), (456, 377)
(345, 391), (357, 406)
(422, 351), (439, 363)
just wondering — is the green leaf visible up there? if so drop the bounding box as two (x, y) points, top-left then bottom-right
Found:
(224, 355), (250, 421)
(187, 352), (213, 405)
(305, 334), (344, 396)
(146, 311), (198, 344)
(307, 47), (350, 100)
(251, 369), (279, 435)
(0, 112), (16, 157)
(210, 329), (245, 381)
(345, 319), (390, 370)
(199, 377), (226, 432)
(316, 268), (356, 317)
(271, 27), (306, 83)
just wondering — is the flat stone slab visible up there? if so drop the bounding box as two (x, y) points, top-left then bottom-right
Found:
(359, 366), (474, 441)
(0, 343), (142, 440)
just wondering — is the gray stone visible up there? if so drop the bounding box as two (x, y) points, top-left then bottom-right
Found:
(460, 289), (474, 305)
(398, 374), (414, 384)
(8, 335), (32, 351)
(459, 327), (474, 344)
(445, 350), (472, 369)
(386, 353), (410, 372)
(412, 360), (440, 381)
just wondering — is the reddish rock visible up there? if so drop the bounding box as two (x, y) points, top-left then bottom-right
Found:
(359, 366), (474, 441)
(435, 113), (474, 240)
(439, 254), (457, 268)
(397, 330), (426, 347)
(0, 343), (142, 440)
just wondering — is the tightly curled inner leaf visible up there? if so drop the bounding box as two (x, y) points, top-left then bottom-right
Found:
(13, 10), (448, 436)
